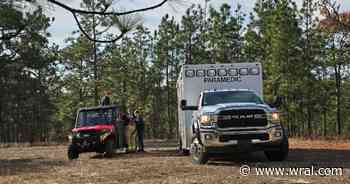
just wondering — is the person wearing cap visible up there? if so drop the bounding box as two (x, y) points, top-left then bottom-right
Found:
(100, 90), (112, 106)
(134, 110), (145, 152)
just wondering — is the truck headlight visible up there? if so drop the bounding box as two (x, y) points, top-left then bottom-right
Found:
(200, 115), (217, 126)
(272, 112), (279, 121)
(269, 112), (281, 125)
(200, 115), (210, 124)
(75, 133), (81, 138)
(100, 129), (112, 142)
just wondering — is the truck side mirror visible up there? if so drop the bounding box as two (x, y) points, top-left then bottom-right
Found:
(180, 99), (198, 111)
(180, 99), (187, 109)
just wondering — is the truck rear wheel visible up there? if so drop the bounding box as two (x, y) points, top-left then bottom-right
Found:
(68, 144), (79, 160)
(190, 137), (208, 164)
(264, 137), (289, 161)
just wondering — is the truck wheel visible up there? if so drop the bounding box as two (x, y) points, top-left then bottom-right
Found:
(104, 140), (115, 157)
(68, 144), (79, 160)
(264, 137), (289, 161)
(190, 137), (208, 164)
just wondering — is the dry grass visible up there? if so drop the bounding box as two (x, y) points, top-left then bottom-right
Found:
(0, 138), (349, 184)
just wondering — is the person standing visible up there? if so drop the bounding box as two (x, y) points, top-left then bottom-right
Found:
(134, 110), (145, 152)
(100, 90), (111, 106)
(117, 111), (129, 153)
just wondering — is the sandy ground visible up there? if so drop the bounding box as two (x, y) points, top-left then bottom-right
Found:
(0, 139), (350, 184)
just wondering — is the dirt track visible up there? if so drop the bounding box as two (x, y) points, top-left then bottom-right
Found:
(0, 139), (350, 184)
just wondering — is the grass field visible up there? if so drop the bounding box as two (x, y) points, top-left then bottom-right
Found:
(0, 139), (349, 184)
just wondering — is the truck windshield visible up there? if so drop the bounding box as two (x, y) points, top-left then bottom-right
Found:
(77, 108), (116, 127)
(202, 91), (264, 106)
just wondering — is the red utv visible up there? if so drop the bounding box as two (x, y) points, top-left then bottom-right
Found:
(67, 105), (118, 160)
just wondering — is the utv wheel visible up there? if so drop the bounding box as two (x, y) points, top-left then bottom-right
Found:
(68, 144), (79, 160)
(265, 137), (289, 161)
(104, 140), (115, 157)
(190, 137), (208, 164)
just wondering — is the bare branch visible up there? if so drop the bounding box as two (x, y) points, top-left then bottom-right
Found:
(72, 12), (126, 43)
(46, 0), (168, 16)
(36, 0), (169, 43)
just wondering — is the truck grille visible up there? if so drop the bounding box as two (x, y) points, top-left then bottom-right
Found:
(74, 131), (100, 143)
(79, 130), (100, 137)
(219, 133), (269, 142)
(217, 109), (267, 128)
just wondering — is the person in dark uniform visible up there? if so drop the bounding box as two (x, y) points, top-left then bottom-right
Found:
(117, 111), (129, 153)
(100, 90), (111, 106)
(134, 110), (145, 152)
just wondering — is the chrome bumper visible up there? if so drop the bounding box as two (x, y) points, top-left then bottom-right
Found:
(200, 125), (284, 147)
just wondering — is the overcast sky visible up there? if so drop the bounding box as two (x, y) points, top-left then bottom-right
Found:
(44, 0), (350, 47)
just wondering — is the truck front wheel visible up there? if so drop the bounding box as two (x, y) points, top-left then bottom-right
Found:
(68, 144), (79, 160)
(264, 137), (289, 161)
(190, 137), (208, 164)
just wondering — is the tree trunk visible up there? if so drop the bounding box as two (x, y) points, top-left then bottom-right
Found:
(307, 105), (312, 136)
(335, 64), (342, 135)
(92, 0), (99, 106)
(323, 109), (327, 137)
